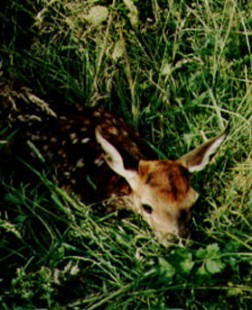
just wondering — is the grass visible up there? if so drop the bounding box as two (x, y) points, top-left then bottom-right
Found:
(0, 0), (251, 309)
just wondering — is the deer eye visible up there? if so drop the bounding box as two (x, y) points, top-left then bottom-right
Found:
(142, 204), (153, 214)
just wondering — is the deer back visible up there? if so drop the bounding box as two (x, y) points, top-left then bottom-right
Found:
(9, 105), (155, 206)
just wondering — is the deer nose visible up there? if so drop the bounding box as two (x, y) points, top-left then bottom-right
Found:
(177, 209), (191, 238)
(178, 225), (190, 238)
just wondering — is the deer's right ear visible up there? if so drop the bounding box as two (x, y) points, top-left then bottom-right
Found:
(179, 127), (229, 173)
(95, 127), (138, 188)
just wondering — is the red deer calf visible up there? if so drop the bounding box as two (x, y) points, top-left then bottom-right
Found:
(2, 93), (228, 245)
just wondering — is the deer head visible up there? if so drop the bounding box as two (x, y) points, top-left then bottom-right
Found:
(96, 127), (228, 245)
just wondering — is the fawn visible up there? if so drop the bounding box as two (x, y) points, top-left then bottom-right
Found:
(1, 88), (228, 245)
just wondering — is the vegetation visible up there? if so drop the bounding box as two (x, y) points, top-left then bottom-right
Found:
(0, 0), (251, 308)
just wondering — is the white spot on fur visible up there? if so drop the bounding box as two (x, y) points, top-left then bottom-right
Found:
(50, 137), (57, 143)
(94, 156), (104, 166)
(70, 133), (77, 140)
(109, 127), (118, 135)
(63, 171), (71, 178)
(81, 138), (90, 144)
(42, 145), (49, 151)
(31, 135), (40, 141)
(122, 130), (128, 137)
(71, 179), (77, 185)
(80, 127), (88, 132)
(93, 111), (101, 117)
(75, 158), (85, 168)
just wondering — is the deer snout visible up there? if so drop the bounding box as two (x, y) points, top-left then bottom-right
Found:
(178, 223), (190, 238)
(177, 209), (191, 238)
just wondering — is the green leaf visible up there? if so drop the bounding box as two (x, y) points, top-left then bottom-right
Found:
(123, 0), (139, 27)
(196, 243), (225, 275)
(205, 258), (225, 275)
(112, 39), (124, 61)
(0, 219), (22, 239)
(180, 253), (195, 274)
(206, 243), (220, 257)
(197, 243), (221, 260)
(196, 264), (208, 277)
(170, 249), (195, 275)
(157, 257), (175, 282)
(85, 6), (109, 26)
(196, 247), (207, 259)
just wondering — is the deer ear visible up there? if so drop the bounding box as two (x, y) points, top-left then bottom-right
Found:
(179, 127), (228, 173)
(95, 128), (138, 187)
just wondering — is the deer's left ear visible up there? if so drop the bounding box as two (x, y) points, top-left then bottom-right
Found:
(95, 127), (138, 187)
(179, 127), (229, 173)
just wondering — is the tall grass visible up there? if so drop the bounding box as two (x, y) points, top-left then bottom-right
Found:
(0, 0), (251, 309)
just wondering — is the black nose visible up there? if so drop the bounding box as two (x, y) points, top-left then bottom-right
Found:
(178, 210), (191, 238)
(179, 225), (190, 238)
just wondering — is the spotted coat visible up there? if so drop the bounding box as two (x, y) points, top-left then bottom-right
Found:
(2, 98), (228, 245)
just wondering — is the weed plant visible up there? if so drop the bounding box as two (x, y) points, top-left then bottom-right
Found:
(0, 0), (251, 309)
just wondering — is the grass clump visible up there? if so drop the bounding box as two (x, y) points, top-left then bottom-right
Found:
(0, 0), (251, 309)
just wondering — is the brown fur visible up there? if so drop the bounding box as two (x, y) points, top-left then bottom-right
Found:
(0, 86), (227, 245)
